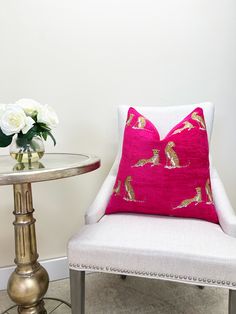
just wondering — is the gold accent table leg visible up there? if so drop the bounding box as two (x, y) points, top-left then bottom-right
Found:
(7, 183), (49, 314)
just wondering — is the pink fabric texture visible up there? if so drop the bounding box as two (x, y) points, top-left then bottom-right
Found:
(105, 107), (219, 224)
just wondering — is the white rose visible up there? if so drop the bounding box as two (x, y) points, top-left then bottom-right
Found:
(22, 116), (35, 134)
(0, 106), (34, 136)
(15, 98), (41, 117)
(37, 104), (59, 127)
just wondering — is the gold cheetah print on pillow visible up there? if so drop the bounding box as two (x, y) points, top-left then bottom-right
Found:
(205, 178), (213, 204)
(173, 121), (194, 134)
(124, 176), (136, 201)
(113, 180), (121, 196)
(174, 187), (202, 209)
(126, 113), (134, 126)
(132, 116), (146, 129)
(191, 112), (206, 130)
(133, 149), (160, 167)
(165, 141), (180, 168)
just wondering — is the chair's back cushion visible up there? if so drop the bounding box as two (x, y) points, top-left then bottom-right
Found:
(106, 104), (218, 223)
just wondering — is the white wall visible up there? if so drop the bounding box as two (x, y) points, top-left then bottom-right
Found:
(0, 0), (235, 267)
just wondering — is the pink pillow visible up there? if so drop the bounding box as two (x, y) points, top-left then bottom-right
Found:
(105, 107), (219, 224)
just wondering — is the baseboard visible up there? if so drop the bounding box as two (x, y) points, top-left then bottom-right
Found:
(0, 256), (69, 291)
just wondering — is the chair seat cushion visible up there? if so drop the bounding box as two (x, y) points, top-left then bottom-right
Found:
(105, 107), (218, 224)
(68, 214), (236, 289)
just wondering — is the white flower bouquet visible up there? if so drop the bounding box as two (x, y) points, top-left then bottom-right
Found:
(0, 99), (59, 162)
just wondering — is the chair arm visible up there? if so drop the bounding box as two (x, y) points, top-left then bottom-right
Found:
(85, 151), (121, 224)
(211, 168), (236, 237)
(85, 174), (116, 224)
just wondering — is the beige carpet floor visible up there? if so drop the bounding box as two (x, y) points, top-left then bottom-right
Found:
(0, 273), (229, 313)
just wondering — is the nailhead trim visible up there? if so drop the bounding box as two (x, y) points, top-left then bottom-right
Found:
(69, 263), (235, 288)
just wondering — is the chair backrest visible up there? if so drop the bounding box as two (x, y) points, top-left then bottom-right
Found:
(111, 102), (214, 176)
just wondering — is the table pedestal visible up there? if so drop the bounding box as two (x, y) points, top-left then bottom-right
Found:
(7, 183), (49, 314)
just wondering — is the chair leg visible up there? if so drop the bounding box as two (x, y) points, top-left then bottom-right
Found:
(70, 269), (85, 314)
(229, 290), (236, 314)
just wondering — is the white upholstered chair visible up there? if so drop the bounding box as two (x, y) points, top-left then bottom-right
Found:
(68, 103), (236, 314)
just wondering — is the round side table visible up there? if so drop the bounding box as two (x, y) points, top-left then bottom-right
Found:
(0, 153), (100, 314)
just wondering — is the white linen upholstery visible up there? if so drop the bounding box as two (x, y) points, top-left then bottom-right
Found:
(211, 168), (236, 237)
(69, 213), (236, 290)
(85, 173), (116, 225)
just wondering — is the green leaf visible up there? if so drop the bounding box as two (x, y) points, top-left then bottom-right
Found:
(48, 131), (56, 146)
(38, 123), (51, 131)
(0, 129), (13, 147)
(42, 131), (48, 141)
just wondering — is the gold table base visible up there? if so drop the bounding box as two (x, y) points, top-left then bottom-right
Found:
(7, 183), (49, 314)
(0, 153), (100, 313)
(1, 298), (71, 314)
